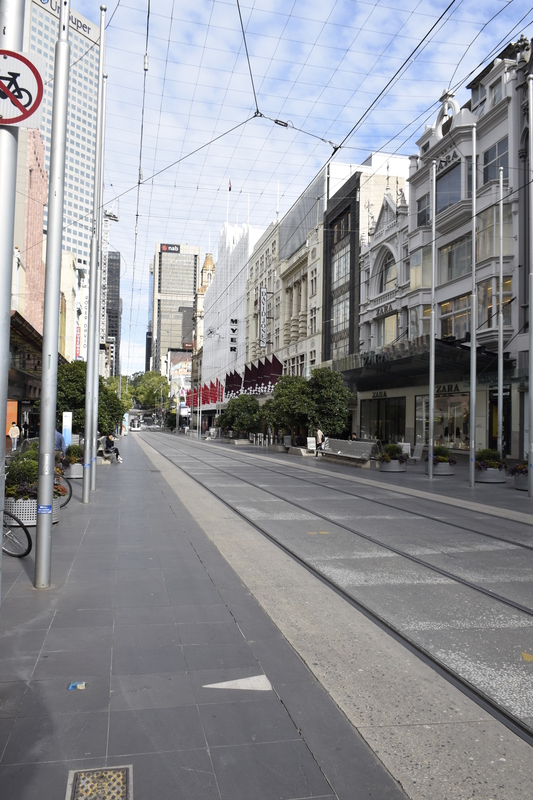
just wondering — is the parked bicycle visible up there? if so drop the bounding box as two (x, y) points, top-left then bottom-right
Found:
(0, 72), (32, 108)
(2, 509), (32, 558)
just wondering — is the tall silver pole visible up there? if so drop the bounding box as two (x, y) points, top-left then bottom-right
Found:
(0, 0), (25, 602)
(428, 160), (436, 480)
(497, 167), (504, 456)
(82, 5), (106, 503)
(34, 0), (70, 588)
(469, 123), (477, 488)
(527, 75), (533, 497)
(91, 68), (107, 491)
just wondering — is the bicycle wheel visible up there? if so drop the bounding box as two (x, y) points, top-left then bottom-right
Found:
(2, 509), (32, 558)
(56, 475), (72, 508)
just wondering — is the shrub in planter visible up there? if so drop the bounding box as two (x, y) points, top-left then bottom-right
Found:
(380, 443), (407, 464)
(428, 445), (457, 466)
(474, 448), (507, 471)
(509, 462), (528, 477)
(65, 444), (84, 464)
(5, 455), (39, 499)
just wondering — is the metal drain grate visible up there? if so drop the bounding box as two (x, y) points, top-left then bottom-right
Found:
(67, 767), (131, 800)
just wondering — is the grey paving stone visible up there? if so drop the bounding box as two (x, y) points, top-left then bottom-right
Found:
(172, 603), (234, 625)
(199, 695), (300, 747)
(31, 648), (112, 680)
(113, 623), (180, 648)
(107, 705), (205, 755)
(182, 642), (260, 672)
(114, 606), (176, 626)
(109, 672), (195, 710)
(0, 656), (37, 682)
(107, 749), (219, 800)
(43, 626), (114, 652)
(18, 676), (110, 716)
(210, 739), (332, 800)
(112, 643), (187, 676)
(189, 667), (272, 705)
(0, 682), (28, 718)
(0, 758), (105, 800)
(0, 629), (47, 655)
(50, 609), (114, 629)
(113, 584), (170, 608)
(1, 711), (108, 764)
(177, 622), (245, 646)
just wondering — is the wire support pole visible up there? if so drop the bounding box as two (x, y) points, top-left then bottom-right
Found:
(497, 167), (504, 457)
(34, 0), (70, 588)
(0, 0), (25, 597)
(428, 160), (437, 481)
(469, 123), (477, 489)
(527, 75), (533, 497)
(82, 5), (106, 503)
(91, 70), (107, 492)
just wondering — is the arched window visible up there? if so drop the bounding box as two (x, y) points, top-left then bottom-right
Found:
(379, 252), (397, 293)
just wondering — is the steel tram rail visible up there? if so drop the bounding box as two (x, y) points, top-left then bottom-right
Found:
(142, 432), (533, 747)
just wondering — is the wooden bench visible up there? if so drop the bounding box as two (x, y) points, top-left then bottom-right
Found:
(321, 438), (382, 465)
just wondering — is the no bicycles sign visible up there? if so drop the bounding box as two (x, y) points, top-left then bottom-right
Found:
(0, 50), (45, 127)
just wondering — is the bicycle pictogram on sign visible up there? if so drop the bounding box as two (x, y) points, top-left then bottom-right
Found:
(0, 50), (44, 126)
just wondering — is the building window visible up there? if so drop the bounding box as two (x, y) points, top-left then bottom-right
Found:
(379, 252), (397, 293)
(440, 294), (471, 339)
(439, 234), (472, 284)
(332, 242), (350, 289)
(377, 313), (398, 348)
(331, 338), (349, 360)
(478, 276), (512, 329)
(309, 349), (316, 367)
(436, 163), (461, 214)
(310, 267), (317, 296)
(275, 328), (280, 350)
(410, 247), (431, 290)
(409, 305), (430, 339)
(476, 204), (513, 261)
(483, 136), (508, 184)
(332, 295), (349, 334)
(417, 193), (430, 226)
(490, 78), (502, 107)
(309, 306), (317, 334)
(472, 83), (486, 116)
(272, 240), (276, 256)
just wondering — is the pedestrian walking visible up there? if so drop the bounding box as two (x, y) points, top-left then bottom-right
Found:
(54, 429), (67, 461)
(8, 422), (20, 452)
(315, 427), (324, 457)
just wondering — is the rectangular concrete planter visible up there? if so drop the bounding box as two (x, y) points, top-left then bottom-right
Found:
(65, 463), (83, 479)
(379, 460), (406, 473)
(475, 468), (506, 483)
(514, 473), (528, 491)
(268, 444), (287, 452)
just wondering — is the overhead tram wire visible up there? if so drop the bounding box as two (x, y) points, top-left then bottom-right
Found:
(126, 0), (151, 376)
(236, 0), (260, 116)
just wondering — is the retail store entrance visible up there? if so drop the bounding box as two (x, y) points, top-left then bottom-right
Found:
(360, 396), (406, 443)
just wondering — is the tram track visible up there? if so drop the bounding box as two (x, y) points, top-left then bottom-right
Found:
(141, 432), (533, 747)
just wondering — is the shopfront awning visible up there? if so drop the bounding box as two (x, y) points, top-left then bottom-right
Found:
(340, 337), (515, 393)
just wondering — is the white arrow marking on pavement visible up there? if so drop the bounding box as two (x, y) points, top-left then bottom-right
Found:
(202, 675), (272, 691)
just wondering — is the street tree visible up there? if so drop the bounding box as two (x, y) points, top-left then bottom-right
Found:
(50, 360), (127, 434)
(308, 367), (353, 436)
(217, 395), (262, 436)
(267, 375), (315, 437)
(131, 371), (170, 410)
(105, 376), (134, 412)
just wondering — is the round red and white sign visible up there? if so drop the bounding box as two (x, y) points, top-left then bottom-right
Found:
(0, 50), (44, 125)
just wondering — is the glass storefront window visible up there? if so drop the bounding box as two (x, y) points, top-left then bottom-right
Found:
(476, 204), (512, 261)
(439, 234), (472, 283)
(409, 305), (430, 338)
(332, 294), (349, 333)
(415, 393), (470, 449)
(440, 294), (470, 339)
(360, 397), (406, 443)
(436, 162), (461, 214)
(332, 242), (350, 289)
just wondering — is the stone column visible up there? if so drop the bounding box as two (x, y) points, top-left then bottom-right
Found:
(283, 288), (292, 346)
(299, 276), (308, 339)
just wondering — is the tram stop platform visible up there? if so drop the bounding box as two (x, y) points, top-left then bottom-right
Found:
(0, 434), (407, 800)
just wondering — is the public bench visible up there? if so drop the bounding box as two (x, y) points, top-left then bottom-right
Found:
(321, 438), (382, 466)
(96, 436), (117, 463)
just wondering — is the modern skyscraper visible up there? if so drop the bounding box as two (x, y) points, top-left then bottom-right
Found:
(23, 0), (99, 270)
(151, 243), (200, 373)
(107, 250), (121, 377)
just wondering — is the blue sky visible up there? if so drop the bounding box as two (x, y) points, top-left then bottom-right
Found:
(74, 0), (533, 374)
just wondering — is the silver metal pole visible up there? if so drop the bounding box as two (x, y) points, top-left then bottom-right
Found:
(0, 0), (25, 601)
(82, 5), (106, 503)
(91, 68), (107, 492)
(528, 76), (533, 497)
(34, 0), (70, 588)
(469, 123), (477, 488)
(428, 160), (436, 480)
(497, 167), (504, 456)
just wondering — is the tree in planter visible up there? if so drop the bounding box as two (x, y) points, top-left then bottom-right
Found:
(307, 368), (352, 436)
(266, 375), (315, 442)
(165, 411), (177, 431)
(216, 395), (262, 437)
(65, 444), (84, 464)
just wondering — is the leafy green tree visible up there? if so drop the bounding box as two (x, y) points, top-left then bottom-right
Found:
(105, 376), (134, 412)
(165, 411), (177, 430)
(307, 367), (353, 436)
(217, 394), (262, 436)
(267, 375), (315, 435)
(131, 371), (169, 409)
(49, 360), (127, 435)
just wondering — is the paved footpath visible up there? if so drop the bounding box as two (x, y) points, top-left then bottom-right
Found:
(0, 435), (407, 800)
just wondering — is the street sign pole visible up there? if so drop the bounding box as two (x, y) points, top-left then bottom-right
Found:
(83, 5), (106, 502)
(0, 0), (25, 602)
(34, 0), (70, 589)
